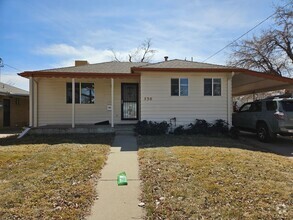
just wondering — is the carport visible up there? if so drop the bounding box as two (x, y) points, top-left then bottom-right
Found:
(232, 70), (293, 96)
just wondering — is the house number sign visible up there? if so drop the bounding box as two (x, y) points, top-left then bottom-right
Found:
(144, 97), (152, 101)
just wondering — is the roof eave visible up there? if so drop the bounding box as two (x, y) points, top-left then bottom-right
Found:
(18, 71), (141, 78)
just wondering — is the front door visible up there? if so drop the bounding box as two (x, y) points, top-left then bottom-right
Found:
(3, 99), (10, 127)
(121, 83), (138, 120)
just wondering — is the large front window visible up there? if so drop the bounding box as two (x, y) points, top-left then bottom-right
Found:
(66, 82), (95, 104)
(171, 78), (188, 96)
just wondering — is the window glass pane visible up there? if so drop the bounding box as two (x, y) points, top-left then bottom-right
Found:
(81, 83), (95, 104)
(171, 79), (179, 96)
(66, 83), (72, 103)
(75, 83), (80, 103)
(266, 101), (277, 111)
(180, 78), (188, 96)
(239, 103), (251, 112)
(213, 78), (221, 96)
(66, 83), (80, 104)
(250, 102), (262, 112)
(281, 101), (293, 112)
(204, 79), (212, 96)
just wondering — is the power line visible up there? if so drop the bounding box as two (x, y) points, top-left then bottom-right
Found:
(0, 57), (23, 72)
(4, 63), (22, 71)
(202, 2), (292, 62)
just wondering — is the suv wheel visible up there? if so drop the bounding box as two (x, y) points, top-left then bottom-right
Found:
(257, 123), (270, 142)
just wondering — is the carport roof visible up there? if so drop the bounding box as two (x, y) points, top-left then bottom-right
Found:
(232, 71), (293, 96)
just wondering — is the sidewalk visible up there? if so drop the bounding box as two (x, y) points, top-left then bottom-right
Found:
(87, 134), (144, 220)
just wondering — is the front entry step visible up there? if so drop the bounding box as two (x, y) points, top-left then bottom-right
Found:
(114, 125), (135, 135)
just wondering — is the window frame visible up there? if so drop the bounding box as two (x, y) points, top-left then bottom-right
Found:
(66, 82), (95, 104)
(204, 78), (222, 96)
(171, 77), (189, 96)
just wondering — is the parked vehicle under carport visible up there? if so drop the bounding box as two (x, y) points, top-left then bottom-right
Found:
(232, 96), (293, 142)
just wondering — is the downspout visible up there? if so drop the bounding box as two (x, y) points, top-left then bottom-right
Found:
(227, 72), (234, 128)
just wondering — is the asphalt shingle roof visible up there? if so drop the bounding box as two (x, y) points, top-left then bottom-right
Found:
(139, 59), (231, 69)
(41, 61), (147, 73)
(0, 82), (29, 96)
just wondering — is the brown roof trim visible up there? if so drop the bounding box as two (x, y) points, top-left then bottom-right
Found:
(131, 67), (293, 84)
(18, 71), (140, 78)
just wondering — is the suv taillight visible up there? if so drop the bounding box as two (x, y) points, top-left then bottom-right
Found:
(274, 111), (285, 120)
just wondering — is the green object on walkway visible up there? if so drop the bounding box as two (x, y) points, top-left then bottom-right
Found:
(117, 171), (128, 186)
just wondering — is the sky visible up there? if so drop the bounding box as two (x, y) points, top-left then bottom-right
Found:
(0, 0), (290, 90)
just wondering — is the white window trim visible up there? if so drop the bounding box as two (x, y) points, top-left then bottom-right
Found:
(171, 77), (189, 96)
(204, 78), (222, 96)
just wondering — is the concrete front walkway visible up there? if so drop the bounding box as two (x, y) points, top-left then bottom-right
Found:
(87, 134), (144, 220)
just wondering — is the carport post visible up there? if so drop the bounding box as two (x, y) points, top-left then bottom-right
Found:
(29, 76), (34, 127)
(72, 78), (75, 128)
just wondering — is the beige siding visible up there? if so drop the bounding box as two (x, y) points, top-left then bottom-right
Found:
(36, 77), (139, 126)
(140, 72), (232, 125)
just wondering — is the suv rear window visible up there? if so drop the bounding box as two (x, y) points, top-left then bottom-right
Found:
(281, 101), (293, 112)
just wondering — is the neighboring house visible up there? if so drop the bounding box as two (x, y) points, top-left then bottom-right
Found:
(19, 59), (293, 129)
(0, 82), (29, 128)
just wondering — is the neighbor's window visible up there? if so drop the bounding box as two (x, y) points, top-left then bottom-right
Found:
(204, 78), (221, 96)
(171, 78), (188, 96)
(66, 82), (94, 104)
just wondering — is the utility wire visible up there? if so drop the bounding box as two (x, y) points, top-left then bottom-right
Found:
(202, 1), (292, 62)
(4, 63), (22, 71)
(0, 57), (23, 72)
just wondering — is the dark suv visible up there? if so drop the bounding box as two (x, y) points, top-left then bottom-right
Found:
(232, 96), (293, 142)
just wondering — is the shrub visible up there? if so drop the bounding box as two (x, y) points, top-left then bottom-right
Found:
(135, 120), (169, 135)
(172, 119), (231, 136)
(211, 119), (229, 134)
(188, 119), (211, 134)
(173, 125), (185, 135)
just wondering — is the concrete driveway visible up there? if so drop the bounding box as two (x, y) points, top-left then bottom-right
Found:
(239, 131), (293, 158)
(0, 129), (21, 139)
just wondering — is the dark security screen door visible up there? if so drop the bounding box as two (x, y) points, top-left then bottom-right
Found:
(3, 99), (10, 127)
(121, 83), (138, 120)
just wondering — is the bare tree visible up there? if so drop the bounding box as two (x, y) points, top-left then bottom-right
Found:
(111, 38), (156, 62)
(228, 4), (293, 76)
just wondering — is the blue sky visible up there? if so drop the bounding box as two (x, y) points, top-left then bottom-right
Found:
(0, 0), (289, 90)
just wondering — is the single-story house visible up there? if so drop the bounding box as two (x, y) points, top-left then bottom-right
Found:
(0, 82), (29, 128)
(18, 58), (293, 129)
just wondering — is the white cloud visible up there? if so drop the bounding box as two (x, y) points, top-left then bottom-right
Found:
(36, 43), (171, 67)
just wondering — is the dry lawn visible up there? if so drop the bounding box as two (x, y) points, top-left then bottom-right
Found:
(138, 135), (293, 219)
(0, 134), (112, 219)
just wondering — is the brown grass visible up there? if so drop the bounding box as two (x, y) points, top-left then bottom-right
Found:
(138, 135), (293, 219)
(0, 134), (113, 219)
